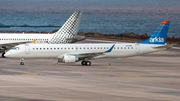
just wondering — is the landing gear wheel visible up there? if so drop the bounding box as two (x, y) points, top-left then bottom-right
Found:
(86, 61), (91, 66)
(20, 62), (24, 65)
(2, 52), (5, 58)
(81, 61), (86, 65)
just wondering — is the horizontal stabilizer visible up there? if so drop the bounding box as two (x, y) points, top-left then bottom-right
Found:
(66, 36), (86, 43)
(152, 44), (173, 49)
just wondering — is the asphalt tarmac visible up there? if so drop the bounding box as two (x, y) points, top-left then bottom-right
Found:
(0, 38), (180, 101)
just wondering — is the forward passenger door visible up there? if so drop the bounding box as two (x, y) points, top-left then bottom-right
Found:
(25, 44), (30, 54)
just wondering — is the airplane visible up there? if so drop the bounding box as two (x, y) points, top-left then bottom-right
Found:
(4, 20), (172, 65)
(0, 11), (85, 57)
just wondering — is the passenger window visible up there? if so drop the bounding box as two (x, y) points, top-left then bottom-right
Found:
(43, 48), (45, 50)
(33, 48), (35, 50)
(98, 47), (99, 49)
(84, 47), (85, 49)
(104, 47), (106, 49)
(87, 47), (89, 49)
(114, 47), (116, 49)
(72, 48), (73, 49)
(121, 47), (123, 49)
(61, 48), (63, 50)
(65, 48), (66, 49)
(47, 48), (49, 50)
(131, 47), (133, 49)
(68, 48), (70, 49)
(57, 48), (59, 50)
(128, 47), (130, 49)
(101, 47), (102, 49)
(94, 47), (96, 49)
(107, 47), (109, 49)
(40, 48), (42, 50)
(124, 47), (126, 49)
(117, 47), (119, 49)
(91, 47), (92, 49)
(36, 48), (38, 50)
(54, 48), (56, 50)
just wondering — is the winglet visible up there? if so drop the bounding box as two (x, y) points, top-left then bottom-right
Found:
(105, 44), (115, 53)
(32, 39), (36, 44)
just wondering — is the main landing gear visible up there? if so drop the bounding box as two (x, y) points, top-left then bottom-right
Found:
(81, 61), (91, 66)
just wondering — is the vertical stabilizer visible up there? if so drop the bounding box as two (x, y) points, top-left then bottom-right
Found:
(50, 11), (82, 44)
(139, 20), (170, 44)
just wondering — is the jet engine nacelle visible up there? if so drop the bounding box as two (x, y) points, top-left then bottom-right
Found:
(58, 55), (79, 63)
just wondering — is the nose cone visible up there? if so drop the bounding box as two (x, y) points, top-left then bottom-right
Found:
(4, 52), (9, 57)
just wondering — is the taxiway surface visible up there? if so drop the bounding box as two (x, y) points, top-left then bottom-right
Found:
(0, 38), (180, 101)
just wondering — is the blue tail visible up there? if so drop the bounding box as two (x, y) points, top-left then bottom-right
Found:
(139, 20), (170, 44)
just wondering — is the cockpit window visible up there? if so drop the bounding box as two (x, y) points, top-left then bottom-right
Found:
(16, 47), (19, 50)
(12, 47), (16, 50)
(12, 47), (19, 50)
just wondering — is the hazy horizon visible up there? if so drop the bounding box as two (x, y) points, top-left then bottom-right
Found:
(0, 0), (180, 15)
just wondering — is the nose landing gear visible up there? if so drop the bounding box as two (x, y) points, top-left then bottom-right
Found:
(20, 58), (24, 65)
(20, 62), (24, 65)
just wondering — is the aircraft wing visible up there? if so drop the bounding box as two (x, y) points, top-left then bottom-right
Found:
(58, 44), (115, 59)
(67, 52), (106, 59)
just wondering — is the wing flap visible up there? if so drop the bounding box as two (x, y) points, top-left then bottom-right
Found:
(68, 52), (105, 58)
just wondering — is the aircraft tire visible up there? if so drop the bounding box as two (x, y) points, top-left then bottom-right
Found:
(86, 61), (91, 66)
(2, 52), (5, 58)
(20, 62), (24, 65)
(81, 61), (86, 65)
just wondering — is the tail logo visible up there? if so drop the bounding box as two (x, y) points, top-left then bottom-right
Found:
(150, 37), (164, 43)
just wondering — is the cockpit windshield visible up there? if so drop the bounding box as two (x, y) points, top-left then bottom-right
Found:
(12, 47), (19, 50)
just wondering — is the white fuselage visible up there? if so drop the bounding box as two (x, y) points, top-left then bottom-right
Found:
(0, 33), (53, 44)
(5, 43), (165, 59)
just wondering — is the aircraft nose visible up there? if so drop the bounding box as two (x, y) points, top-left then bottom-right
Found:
(4, 52), (9, 57)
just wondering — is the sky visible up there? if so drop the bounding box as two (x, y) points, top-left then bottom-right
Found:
(0, 0), (180, 14)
